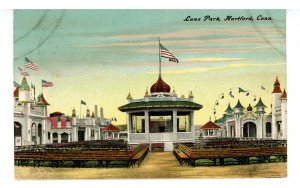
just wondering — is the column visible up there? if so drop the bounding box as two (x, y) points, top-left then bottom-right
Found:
(73, 127), (77, 142)
(144, 111), (149, 142)
(58, 134), (61, 143)
(27, 119), (32, 143)
(127, 113), (132, 143)
(42, 120), (46, 144)
(172, 110), (178, 142)
(85, 127), (87, 141)
(235, 118), (240, 138)
(226, 123), (230, 137)
(190, 111), (194, 140)
(117, 133), (120, 139)
(112, 132), (115, 139)
(50, 132), (53, 143)
(68, 134), (71, 142)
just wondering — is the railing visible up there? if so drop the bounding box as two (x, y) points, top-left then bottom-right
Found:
(129, 133), (146, 142)
(150, 133), (173, 141)
(177, 132), (193, 140)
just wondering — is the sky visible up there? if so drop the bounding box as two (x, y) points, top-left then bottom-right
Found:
(13, 9), (286, 125)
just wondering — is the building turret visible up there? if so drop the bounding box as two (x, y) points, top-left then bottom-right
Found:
(86, 109), (91, 125)
(91, 112), (96, 125)
(233, 99), (245, 115)
(224, 103), (233, 116)
(72, 108), (77, 125)
(280, 89), (287, 140)
(172, 88), (177, 97)
(255, 97), (267, 115)
(272, 77), (283, 139)
(19, 77), (31, 102)
(86, 109), (90, 117)
(100, 107), (104, 121)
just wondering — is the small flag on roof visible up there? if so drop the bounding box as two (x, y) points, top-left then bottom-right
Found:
(18, 67), (29, 76)
(25, 57), (38, 70)
(42, 80), (53, 87)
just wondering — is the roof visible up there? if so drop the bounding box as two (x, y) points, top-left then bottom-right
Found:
(20, 77), (30, 91)
(150, 77), (171, 93)
(233, 99), (245, 109)
(14, 87), (19, 98)
(280, 89), (287, 100)
(224, 103), (233, 113)
(254, 97), (267, 108)
(272, 77), (282, 93)
(214, 114), (227, 124)
(118, 100), (203, 112)
(50, 111), (65, 117)
(102, 123), (120, 132)
(201, 121), (221, 130)
(37, 93), (50, 105)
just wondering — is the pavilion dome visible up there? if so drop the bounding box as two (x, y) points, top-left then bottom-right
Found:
(150, 76), (171, 93)
(102, 123), (120, 132)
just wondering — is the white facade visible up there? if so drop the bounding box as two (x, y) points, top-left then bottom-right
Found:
(219, 78), (287, 140)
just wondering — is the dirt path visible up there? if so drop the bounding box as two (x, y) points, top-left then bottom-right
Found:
(15, 152), (287, 179)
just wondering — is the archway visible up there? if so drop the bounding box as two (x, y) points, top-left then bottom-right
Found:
(243, 122), (257, 138)
(61, 133), (68, 143)
(14, 122), (22, 146)
(38, 123), (42, 144)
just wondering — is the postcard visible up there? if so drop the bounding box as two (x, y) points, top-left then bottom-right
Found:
(13, 9), (286, 179)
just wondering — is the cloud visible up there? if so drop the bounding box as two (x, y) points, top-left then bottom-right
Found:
(147, 63), (286, 74)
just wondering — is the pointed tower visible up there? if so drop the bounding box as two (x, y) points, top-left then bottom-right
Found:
(224, 103), (233, 117)
(86, 109), (91, 125)
(280, 89), (287, 140)
(272, 77), (283, 139)
(72, 108), (77, 125)
(19, 77), (31, 102)
(91, 112), (96, 126)
(233, 99), (245, 138)
(233, 99), (245, 116)
(255, 97), (267, 115)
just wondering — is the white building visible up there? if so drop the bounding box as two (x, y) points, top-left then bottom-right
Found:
(215, 77), (287, 140)
(14, 77), (49, 146)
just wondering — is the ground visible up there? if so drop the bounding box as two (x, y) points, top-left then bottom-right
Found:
(15, 152), (287, 179)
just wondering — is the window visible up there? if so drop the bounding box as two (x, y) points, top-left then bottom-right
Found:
(48, 132), (50, 140)
(91, 130), (95, 137)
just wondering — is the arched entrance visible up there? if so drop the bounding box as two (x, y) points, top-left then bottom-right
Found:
(38, 123), (42, 144)
(14, 122), (22, 146)
(61, 133), (68, 143)
(243, 122), (257, 138)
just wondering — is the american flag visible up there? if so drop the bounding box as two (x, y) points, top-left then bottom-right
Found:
(42, 80), (53, 87)
(160, 44), (179, 63)
(25, 57), (38, 70)
(18, 67), (29, 76)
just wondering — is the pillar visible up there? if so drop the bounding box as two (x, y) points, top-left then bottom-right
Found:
(42, 120), (46, 144)
(190, 111), (194, 140)
(58, 134), (61, 143)
(73, 127), (77, 142)
(173, 110), (178, 141)
(68, 134), (71, 142)
(144, 111), (149, 142)
(235, 118), (241, 138)
(27, 119), (32, 143)
(127, 113), (132, 143)
(50, 132), (53, 143)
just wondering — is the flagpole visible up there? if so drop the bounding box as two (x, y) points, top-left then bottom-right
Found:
(80, 103), (82, 120)
(158, 37), (161, 79)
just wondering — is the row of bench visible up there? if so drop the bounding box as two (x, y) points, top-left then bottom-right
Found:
(15, 144), (149, 168)
(174, 143), (287, 166)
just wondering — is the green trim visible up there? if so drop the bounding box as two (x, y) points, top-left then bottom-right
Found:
(233, 99), (244, 109)
(255, 97), (267, 108)
(118, 100), (202, 112)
